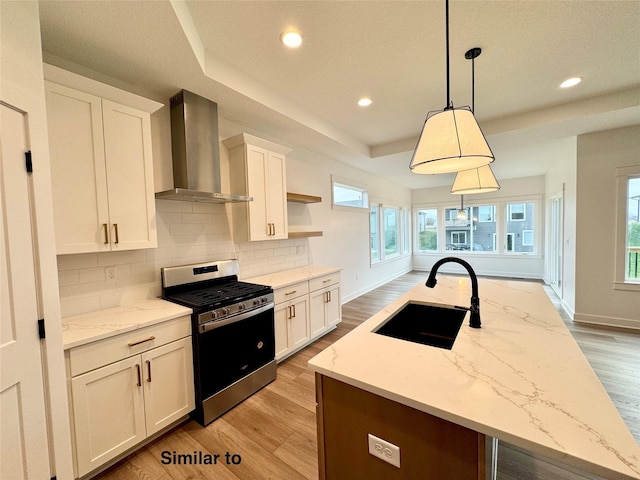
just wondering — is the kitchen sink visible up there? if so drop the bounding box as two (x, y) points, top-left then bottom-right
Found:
(374, 301), (467, 350)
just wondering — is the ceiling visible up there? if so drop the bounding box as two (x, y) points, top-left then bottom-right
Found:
(38, 1), (640, 190)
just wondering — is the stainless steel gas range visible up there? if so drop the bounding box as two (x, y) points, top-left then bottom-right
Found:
(161, 260), (276, 426)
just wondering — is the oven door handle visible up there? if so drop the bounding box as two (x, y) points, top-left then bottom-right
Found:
(199, 302), (275, 333)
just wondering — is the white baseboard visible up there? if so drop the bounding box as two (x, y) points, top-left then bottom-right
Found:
(573, 312), (640, 331)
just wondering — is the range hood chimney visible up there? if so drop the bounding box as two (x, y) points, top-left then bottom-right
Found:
(155, 90), (252, 203)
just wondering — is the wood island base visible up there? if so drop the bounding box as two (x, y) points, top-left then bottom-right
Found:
(315, 373), (491, 480)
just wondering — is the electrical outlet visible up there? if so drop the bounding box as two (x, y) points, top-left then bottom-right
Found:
(367, 433), (400, 468)
(105, 266), (117, 281)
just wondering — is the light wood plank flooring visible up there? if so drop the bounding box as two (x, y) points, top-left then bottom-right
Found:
(95, 272), (639, 480)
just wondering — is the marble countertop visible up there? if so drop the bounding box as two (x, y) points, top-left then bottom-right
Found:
(62, 299), (192, 349)
(245, 265), (341, 289)
(308, 276), (640, 479)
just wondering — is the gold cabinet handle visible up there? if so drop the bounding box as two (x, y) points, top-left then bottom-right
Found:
(103, 223), (109, 244)
(287, 305), (292, 319)
(128, 336), (156, 347)
(146, 360), (152, 383)
(135, 364), (142, 387)
(329, 291), (332, 302)
(285, 290), (297, 296)
(292, 304), (296, 318)
(272, 223), (276, 236)
(323, 279), (332, 283)
(113, 223), (119, 244)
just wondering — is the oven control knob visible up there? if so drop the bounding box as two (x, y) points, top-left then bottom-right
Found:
(261, 297), (267, 304)
(253, 299), (260, 306)
(238, 303), (246, 310)
(222, 307), (230, 315)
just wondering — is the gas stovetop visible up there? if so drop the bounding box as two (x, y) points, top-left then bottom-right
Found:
(164, 280), (271, 310)
(161, 260), (273, 317)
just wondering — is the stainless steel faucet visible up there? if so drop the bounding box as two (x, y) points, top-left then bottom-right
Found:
(425, 257), (481, 328)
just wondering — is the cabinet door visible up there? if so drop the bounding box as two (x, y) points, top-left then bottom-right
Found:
(246, 145), (270, 241)
(326, 285), (342, 328)
(141, 337), (195, 436)
(102, 100), (157, 251)
(71, 356), (146, 477)
(266, 151), (288, 239)
(274, 303), (290, 360)
(45, 82), (110, 254)
(309, 289), (328, 338)
(289, 297), (310, 350)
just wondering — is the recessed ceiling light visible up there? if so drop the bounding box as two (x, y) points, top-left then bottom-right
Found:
(280, 31), (302, 48)
(357, 97), (372, 107)
(560, 77), (582, 88)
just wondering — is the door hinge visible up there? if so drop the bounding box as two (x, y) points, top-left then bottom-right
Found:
(25, 150), (33, 173)
(38, 318), (45, 339)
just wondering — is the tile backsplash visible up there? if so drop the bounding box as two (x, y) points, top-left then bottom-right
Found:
(57, 199), (309, 317)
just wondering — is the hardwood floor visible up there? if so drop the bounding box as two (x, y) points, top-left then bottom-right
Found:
(95, 272), (639, 480)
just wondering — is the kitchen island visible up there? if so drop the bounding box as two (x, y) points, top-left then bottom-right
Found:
(308, 276), (640, 479)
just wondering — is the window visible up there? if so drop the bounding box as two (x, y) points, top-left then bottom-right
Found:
(508, 203), (526, 221)
(522, 230), (534, 246)
(615, 167), (640, 289)
(416, 208), (438, 252)
(626, 177), (640, 282)
(371, 202), (410, 263)
(451, 231), (467, 245)
(383, 207), (399, 257)
(332, 176), (368, 209)
(370, 205), (379, 262)
(415, 198), (539, 256)
(506, 202), (535, 253)
(478, 205), (495, 222)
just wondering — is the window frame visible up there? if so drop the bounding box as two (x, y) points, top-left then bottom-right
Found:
(370, 200), (411, 265)
(413, 196), (541, 257)
(614, 166), (640, 291)
(331, 175), (369, 211)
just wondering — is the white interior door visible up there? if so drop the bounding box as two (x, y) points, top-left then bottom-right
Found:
(0, 102), (50, 479)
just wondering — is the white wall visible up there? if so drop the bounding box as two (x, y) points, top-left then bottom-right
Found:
(544, 137), (577, 317)
(286, 149), (412, 302)
(575, 125), (640, 329)
(411, 176), (546, 279)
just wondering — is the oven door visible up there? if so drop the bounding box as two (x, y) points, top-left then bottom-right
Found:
(195, 302), (275, 401)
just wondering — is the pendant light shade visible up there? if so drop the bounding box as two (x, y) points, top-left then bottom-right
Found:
(409, 0), (494, 176)
(451, 164), (500, 194)
(410, 106), (494, 174)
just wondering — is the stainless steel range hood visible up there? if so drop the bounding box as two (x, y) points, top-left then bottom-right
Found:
(155, 90), (252, 203)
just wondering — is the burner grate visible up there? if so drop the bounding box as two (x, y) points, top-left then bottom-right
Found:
(166, 281), (270, 309)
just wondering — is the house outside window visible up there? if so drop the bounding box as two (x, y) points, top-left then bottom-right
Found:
(415, 198), (539, 256)
(627, 178), (640, 281)
(506, 202), (535, 253)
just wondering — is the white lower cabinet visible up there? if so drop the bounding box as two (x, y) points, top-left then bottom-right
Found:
(274, 282), (310, 361)
(310, 281), (341, 338)
(68, 317), (194, 477)
(273, 272), (341, 362)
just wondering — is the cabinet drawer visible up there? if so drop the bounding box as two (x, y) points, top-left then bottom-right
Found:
(274, 281), (309, 304)
(69, 315), (191, 377)
(309, 272), (340, 292)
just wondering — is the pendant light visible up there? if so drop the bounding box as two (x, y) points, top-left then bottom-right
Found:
(409, 0), (494, 175)
(451, 48), (500, 194)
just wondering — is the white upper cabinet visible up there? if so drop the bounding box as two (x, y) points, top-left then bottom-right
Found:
(44, 66), (161, 254)
(224, 133), (291, 242)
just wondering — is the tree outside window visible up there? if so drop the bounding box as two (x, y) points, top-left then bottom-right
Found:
(416, 208), (438, 251)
